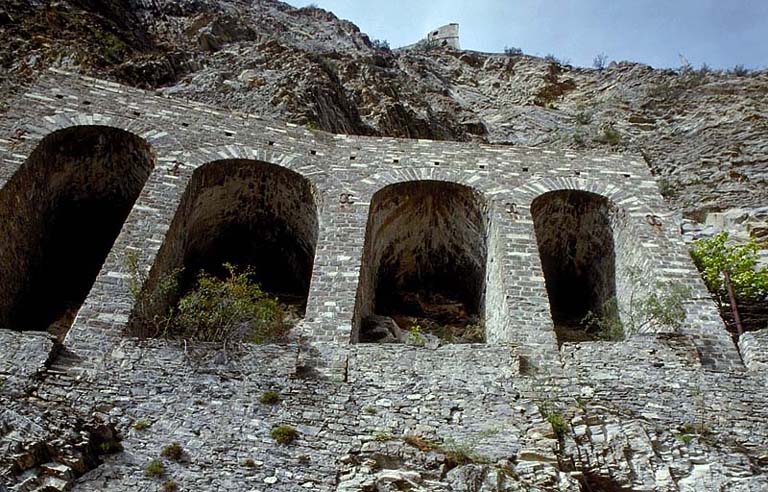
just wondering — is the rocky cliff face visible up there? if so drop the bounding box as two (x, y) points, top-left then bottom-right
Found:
(2, 0), (766, 221)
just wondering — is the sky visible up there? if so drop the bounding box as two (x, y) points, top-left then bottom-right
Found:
(285, 0), (767, 70)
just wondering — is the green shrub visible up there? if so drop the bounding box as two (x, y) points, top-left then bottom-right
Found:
(635, 284), (690, 331)
(259, 390), (281, 405)
(132, 419), (151, 431)
(504, 46), (523, 56)
(174, 264), (289, 344)
(243, 458), (256, 467)
(730, 64), (749, 77)
(595, 125), (622, 145)
(582, 277), (691, 340)
(575, 111), (592, 125)
(271, 425), (299, 444)
(675, 433), (693, 445)
(658, 178), (677, 198)
(371, 39), (390, 50)
(691, 232), (768, 303)
(98, 441), (124, 454)
(160, 443), (184, 461)
(547, 413), (569, 439)
(582, 298), (625, 341)
(145, 459), (164, 478)
(364, 406), (377, 415)
(406, 325), (426, 346)
(125, 251), (180, 338)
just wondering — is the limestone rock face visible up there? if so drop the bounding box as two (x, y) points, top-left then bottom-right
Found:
(2, 0), (766, 218)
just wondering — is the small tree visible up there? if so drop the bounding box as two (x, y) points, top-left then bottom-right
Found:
(371, 39), (390, 50)
(691, 232), (768, 335)
(593, 53), (608, 70)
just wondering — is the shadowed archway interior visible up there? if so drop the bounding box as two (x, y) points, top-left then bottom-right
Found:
(353, 180), (489, 343)
(0, 126), (155, 336)
(531, 190), (619, 344)
(136, 159), (319, 328)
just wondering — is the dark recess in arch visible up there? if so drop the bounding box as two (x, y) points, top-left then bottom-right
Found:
(531, 190), (620, 344)
(0, 125), (155, 338)
(133, 159), (319, 334)
(353, 180), (489, 343)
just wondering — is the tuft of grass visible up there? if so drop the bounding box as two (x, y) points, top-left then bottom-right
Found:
(98, 441), (124, 454)
(145, 459), (164, 478)
(595, 125), (622, 145)
(441, 439), (490, 468)
(364, 406), (377, 415)
(160, 443), (184, 461)
(403, 435), (438, 452)
(675, 433), (693, 445)
(132, 419), (151, 431)
(271, 425), (299, 444)
(575, 111), (592, 125)
(373, 432), (394, 442)
(259, 390), (280, 405)
(243, 458), (256, 467)
(162, 480), (178, 492)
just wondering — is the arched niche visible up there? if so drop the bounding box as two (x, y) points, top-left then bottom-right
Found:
(353, 180), (490, 344)
(132, 159), (319, 335)
(531, 189), (624, 344)
(0, 125), (154, 337)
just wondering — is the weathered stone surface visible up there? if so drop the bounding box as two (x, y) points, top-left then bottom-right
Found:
(0, 73), (764, 492)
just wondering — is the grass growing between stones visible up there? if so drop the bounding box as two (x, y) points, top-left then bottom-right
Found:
(271, 425), (299, 444)
(132, 419), (151, 431)
(162, 480), (178, 492)
(160, 443), (184, 461)
(145, 459), (164, 478)
(259, 390), (281, 405)
(402, 433), (492, 469)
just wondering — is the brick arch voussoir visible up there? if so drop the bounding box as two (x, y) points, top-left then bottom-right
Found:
(513, 177), (657, 218)
(12, 112), (178, 160)
(182, 145), (334, 196)
(357, 167), (506, 202)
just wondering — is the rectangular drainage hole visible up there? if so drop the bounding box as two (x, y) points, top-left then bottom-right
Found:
(310, 149), (317, 155)
(434, 161), (440, 166)
(522, 167), (529, 172)
(55, 94), (64, 99)
(268, 141), (275, 146)
(82, 100), (91, 105)
(575, 171), (581, 176)
(224, 131), (235, 137)
(624, 173), (631, 178)
(181, 122), (189, 127)
(478, 164), (486, 169)
(393, 159), (399, 163)
(133, 111), (141, 117)
(350, 156), (356, 160)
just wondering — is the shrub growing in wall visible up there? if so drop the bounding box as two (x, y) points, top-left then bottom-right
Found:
(174, 264), (290, 344)
(691, 232), (768, 303)
(127, 258), (290, 344)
